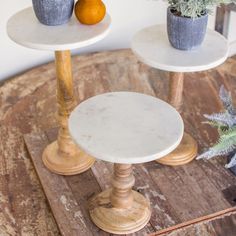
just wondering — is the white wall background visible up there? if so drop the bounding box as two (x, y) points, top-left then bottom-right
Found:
(1, 0), (236, 81)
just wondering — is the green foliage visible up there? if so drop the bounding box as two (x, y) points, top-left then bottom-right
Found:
(197, 86), (236, 169)
(167, 0), (236, 18)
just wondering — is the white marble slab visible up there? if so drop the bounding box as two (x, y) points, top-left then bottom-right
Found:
(131, 25), (229, 72)
(7, 7), (111, 51)
(69, 92), (184, 164)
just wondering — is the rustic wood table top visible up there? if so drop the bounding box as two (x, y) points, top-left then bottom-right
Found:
(0, 49), (236, 235)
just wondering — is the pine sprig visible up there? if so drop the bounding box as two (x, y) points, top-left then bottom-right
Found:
(204, 112), (236, 128)
(197, 131), (236, 160)
(167, 0), (236, 18)
(198, 85), (236, 168)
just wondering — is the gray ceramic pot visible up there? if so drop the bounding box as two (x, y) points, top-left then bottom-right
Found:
(32, 0), (74, 26)
(167, 7), (208, 50)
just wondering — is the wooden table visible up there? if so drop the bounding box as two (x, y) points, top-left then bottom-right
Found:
(0, 49), (236, 235)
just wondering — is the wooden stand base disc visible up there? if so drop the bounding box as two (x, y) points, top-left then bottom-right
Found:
(156, 133), (198, 166)
(89, 189), (151, 234)
(42, 141), (95, 175)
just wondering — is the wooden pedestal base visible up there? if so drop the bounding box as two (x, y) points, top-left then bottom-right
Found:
(89, 189), (151, 234)
(89, 164), (151, 234)
(42, 141), (95, 175)
(156, 72), (198, 166)
(157, 133), (198, 166)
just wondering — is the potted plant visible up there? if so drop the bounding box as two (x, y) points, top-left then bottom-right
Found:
(166, 0), (236, 50)
(32, 0), (74, 26)
(197, 86), (236, 176)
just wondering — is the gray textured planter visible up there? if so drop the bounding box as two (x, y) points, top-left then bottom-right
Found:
(167, 7), (208, 50)
(32, 0), (74, 26)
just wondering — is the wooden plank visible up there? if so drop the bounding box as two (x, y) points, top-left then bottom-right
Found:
(24, 57), (236, 235)
(133, 164), (180, 230)
(0, 125), (59, 236)
(45, 127), (109, 236)
(1, 49), (236, 235)
(25, 128), (157, 236)
(24, 125), (236, 236)
(175, 163), (230, 212)
(66, 173), (109, 236)
(149, 164), (214, 222)
(24, 131), (94, 236)
(151, 207), (236, 236)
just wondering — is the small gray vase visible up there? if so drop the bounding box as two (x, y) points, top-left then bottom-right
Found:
(167, 7), (208, 51)
(32, 0), (74, 26)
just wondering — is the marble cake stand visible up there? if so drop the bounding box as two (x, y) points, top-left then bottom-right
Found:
(69, 92), (184, 234)
(7, 7), (111, 175)
(131, 24), (229, 166)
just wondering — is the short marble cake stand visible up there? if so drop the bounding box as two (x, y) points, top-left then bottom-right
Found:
(69, 92), (184, 234)
(7, 7), (111, 175)
(131, 24), (229, 166)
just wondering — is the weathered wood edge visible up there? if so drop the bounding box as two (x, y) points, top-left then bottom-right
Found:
(24, 131), (94, 236)
(45, 127), (111, 236)
(150, 207), (236, 236)
(23, 127), (236, 236)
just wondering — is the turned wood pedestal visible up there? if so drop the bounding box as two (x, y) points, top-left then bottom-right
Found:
(7, 7), (111, 175)
(69, 92), (184, 234)
(89, 164), (151, 234)
(42, 51), (95, 175)
(131, 25), (229, 166)
(158, 72), (198, 166)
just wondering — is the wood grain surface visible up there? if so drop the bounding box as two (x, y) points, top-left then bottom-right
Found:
(42, 50), (95, 175)
(1, 49), (236, 235)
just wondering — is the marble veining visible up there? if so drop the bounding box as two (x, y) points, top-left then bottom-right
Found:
(131, 25), (229, 73)
(69, 92), (184, 164)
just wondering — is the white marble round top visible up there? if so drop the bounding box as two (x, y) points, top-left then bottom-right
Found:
(7, 7), (111, 51)
(69, 92), (184, 164)
(131, 25), (229, 72)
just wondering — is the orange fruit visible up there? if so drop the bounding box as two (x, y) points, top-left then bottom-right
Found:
(74, 0), (106, 25)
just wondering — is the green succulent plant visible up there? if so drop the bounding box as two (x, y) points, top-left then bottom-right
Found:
(167, 0), (236, 18)
(197, 86), (236, 169)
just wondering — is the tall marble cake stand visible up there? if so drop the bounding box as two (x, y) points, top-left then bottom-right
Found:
(7, 7), (111, 175)
(131, 24), (229, 166)
(69, 92), (184, 234)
